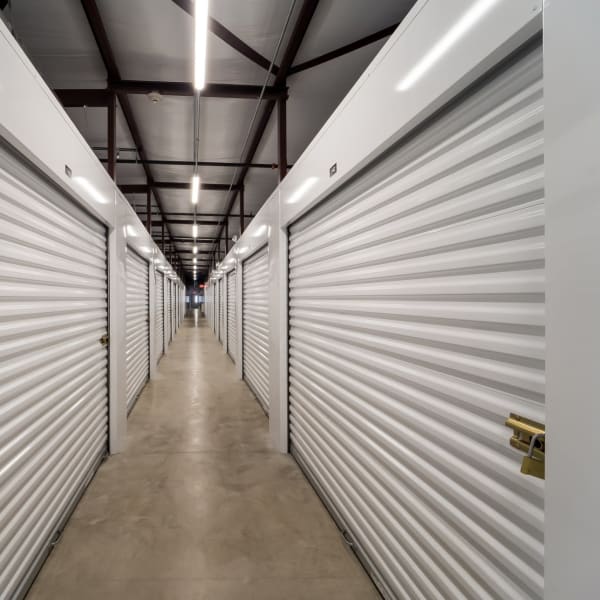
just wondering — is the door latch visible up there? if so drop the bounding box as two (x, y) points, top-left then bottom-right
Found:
(99, 334), (109, 347)
(505, 413), (545, 479)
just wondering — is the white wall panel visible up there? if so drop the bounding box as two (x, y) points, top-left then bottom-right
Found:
(288, 45), (544, 600)
(125, 249), (149, 414)
(227, 269), (237, 362)
(218, 278), (225, 344)
(165, 278), (172, 346)
(0, 143), (108, 599)
(242, 246), (270, 413)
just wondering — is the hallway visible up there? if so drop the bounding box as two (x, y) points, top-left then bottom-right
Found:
(27, 314), (378, 600)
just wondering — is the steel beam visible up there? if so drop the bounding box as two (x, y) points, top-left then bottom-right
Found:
(54, 88), (111, 107)
(100, 157), (281, 169)
(213, 0), (320, 264)
(80, 0), (182, 267)
(119, 182), (238, 193)
(171, 0), (279, 75)
(151, 219), (223, 226)
(289, 22), (401, 75)
(109, 80), (285, 99)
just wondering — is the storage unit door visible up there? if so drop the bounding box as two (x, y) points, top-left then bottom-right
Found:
(165, 279), (171, 346)
(242, 246), (270, 412)
(155, 272), (164, 358)
(172, 282), (176, 334)
(218, 279), (223, 343)
(0, 142), (109, 599)
(125, 249), (149, 414)
(227, 269), (237, 361)
(288, 45), (544, 600)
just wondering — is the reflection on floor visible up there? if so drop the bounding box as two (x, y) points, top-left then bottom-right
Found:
(28, 312), (378, 599)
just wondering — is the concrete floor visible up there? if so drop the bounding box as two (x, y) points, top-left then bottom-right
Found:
(28, 313), (378, 600)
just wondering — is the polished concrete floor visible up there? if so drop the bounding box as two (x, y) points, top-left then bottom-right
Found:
(28, 313), (378, 599)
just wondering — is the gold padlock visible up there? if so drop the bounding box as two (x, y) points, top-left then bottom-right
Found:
(520, 432), (545, 480)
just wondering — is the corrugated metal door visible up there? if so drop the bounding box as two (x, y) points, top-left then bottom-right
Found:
(242, 246), (270, 412)
(125, 248), (149, 414)
(155, 271), (164, 358)
(218, 278), (224, 344)
(165, 278), (172, 346)
(0, 142), (108, 599)
(227, 269), (236, 361)
(172, 281), (176, 335)
(288, 46), (544, 600)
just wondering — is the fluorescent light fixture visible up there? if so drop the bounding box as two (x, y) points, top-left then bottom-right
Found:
(252, 224), (267, 238)
(191, 174), (200, 204)
(286, 176), (319, 205)
(73, 176), (110, 204)
(126, 225), (138, 238)
(193, 258), (197, 264)
(192, 223), (199, 238)
(193, 245), (198, 254)
(396, 0), (498, 91)
(194, 0), (209, 90)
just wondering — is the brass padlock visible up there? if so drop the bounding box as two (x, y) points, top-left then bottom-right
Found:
(520, 432), (545, 479)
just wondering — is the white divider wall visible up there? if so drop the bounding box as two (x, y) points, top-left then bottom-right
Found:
(0, 18), (186, 599)
(209, 3), (550, 599)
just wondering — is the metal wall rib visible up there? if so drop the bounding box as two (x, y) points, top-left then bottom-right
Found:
(242, 246), (270, 413)
(0, 144), (108, 599)
(288, 45), (544, 600)
(125, 249), (149, 414)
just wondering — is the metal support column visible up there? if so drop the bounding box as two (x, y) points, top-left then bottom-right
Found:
(239, 186), (245, 234)
(146, 187), (152, 233)
(277, 89), (288, 181)
(107, 92), (117, 180)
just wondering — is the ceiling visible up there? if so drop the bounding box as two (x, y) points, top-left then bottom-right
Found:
(2, 0), (416, 282)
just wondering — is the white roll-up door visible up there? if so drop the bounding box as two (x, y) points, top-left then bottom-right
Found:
(227, 269), (237, 362)
(125, 248), (149, 414)
(242, 246), (270, 412)
(171, 281), (176, 335)
(288, 45), (544, 600)
(0, 142), (109, 599)
(218, 278), (224, 344)
(155, 271), (164, 359)
(165, 278), (172, 346)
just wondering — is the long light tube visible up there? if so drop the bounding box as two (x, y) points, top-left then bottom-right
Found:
(191, 174), (200, 204)
(396, 0), (498, 91)
(194, 0), (209, 90)
(192, 223), (199, 238)
(193, 245), (198, 254)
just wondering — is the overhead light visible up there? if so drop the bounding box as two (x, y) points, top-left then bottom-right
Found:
(193, 245), (198, 254)
(193, 258), (197, 264)
(194, 0), (209, 91)
(73, 176), (110, 204)
(125, 225), (138, 237)
(191, 174), (200, 204)
(286, 176), (319, 204)
(192, 223), (199, 238)
(396, 0), (498, 91)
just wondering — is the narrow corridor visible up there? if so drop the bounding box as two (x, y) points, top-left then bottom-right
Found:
(27, 314), (378, 599)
